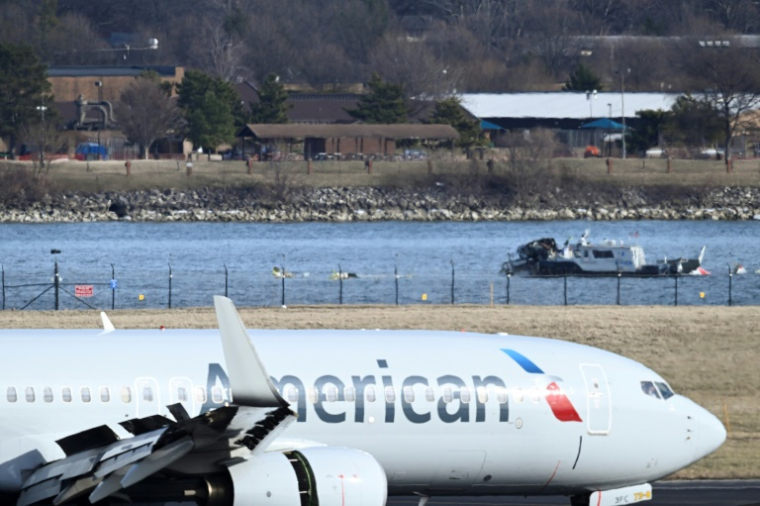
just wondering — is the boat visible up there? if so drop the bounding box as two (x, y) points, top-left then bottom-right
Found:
(501, 230), (706, 277)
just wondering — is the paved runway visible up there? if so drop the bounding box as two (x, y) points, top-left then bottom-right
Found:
(387, 480), (760, 506)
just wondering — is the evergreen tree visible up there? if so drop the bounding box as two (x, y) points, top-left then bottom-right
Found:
(663, 95), (723, 148)
(0, 42), (52, 157)
(185, 91), (236, 151)
(429, 97), (483, 149)
(177, 70), (241, 150)
(248, 74), (290, 124)
(347, 73), (408, 123)
(563, 63), (603, 92)
(629, 109), (668, 154)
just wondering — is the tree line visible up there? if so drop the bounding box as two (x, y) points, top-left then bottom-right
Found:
(4, 0), (760, 94)
(4, 0), (760, 163)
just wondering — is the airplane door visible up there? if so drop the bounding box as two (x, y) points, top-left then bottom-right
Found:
(169, 377), (196, 417)
(580, 364), (611, 435)
(135, 377), (160, 418)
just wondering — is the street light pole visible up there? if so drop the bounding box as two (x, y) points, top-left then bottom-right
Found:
(621, 69), (628, 159)
(607, 103), (613, 157)
(35, 102), (47, 169)
(94, 81), (103, 160)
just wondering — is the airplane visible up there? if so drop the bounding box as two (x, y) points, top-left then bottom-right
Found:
(0, 296), (725, 506)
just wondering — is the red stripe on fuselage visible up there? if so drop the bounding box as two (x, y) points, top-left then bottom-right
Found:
(545, 382), (583, 422)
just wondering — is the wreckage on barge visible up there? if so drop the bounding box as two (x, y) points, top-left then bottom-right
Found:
(502, 231), (706, 276)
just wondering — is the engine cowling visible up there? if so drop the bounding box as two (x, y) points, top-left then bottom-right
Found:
(226, 446), (388, 506)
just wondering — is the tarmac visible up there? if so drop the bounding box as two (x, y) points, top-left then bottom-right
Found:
(387, 480), (760, 506)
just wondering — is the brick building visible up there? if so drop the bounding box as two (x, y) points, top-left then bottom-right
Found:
(47, 66), (184, 102)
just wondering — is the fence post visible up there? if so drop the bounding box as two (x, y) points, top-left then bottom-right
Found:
(338, 264), (343, 305)
(54, 261), (60, 311)
(2, 265), (5, 311)
(394, 265), (399, 306)
(450, 260), (455, 305)
(563, 272), (568, 306)
(728, 264), (733, 307)
(281, 264), (286, 307)
(224, 264), (229, 298)
(616, 270), (621, 305)
(111, 263), (116, 310)
(674, 274), (678, 306)
(168, 264), (173, 309)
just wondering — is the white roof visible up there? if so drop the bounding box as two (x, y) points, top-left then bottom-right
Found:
(460, 92), (681, 120)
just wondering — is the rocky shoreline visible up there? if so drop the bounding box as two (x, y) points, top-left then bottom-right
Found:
(2, 186), (760, 222)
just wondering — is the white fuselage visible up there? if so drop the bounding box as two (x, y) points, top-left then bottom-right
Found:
(0, 329), (725, 498)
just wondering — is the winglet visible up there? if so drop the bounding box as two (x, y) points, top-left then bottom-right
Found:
(213, 296), (286, 408)
(100, 312), (115, 332)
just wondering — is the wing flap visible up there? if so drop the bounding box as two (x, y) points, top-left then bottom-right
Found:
(19, 405), (296, 505)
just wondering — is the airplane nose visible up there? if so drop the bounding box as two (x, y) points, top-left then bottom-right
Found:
(696, 408), (727, 459)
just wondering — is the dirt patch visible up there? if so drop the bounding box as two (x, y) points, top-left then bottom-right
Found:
(3, 304), (757, 479)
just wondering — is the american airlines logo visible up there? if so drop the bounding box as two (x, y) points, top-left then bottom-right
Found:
(202, 348), (582, 425)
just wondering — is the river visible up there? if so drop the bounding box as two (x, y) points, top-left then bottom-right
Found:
(1, 221), (758, 309)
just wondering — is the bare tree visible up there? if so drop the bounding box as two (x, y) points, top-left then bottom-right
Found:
(369, 33), (461, 98)
(528, 2), (583, 81)
(116, 78), (181, 159)
(675, 37), (760, 168)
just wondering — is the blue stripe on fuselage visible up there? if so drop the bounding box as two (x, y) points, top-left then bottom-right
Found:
(502, 349), (544, 374)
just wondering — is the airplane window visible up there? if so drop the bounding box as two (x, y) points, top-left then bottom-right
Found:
(177, 387), (188, 402)
(325, 384), (338, 403)
(384, 386), (396, 403)
(476, 386), (488, 404)
(496, 387), (508, 404)
(442, 386), (453, 404)
(425, 386), (435, 402)
(142, 387), (153, 402)
(6, 387), (17, 403)
(100, 387), (110, 403)
(43, 387), (53, 403)
(195, 387), (206, 403)
(307, 386), (318, 404)
(285, 385), (299, 403)
(25, 387), (35, 403)
(530, 387), (541, 403)
(211, 386), (224, 404)
(656, 382), (675, 400)
(121, 387), (132, 403)
(62, 387), (72, 403)
(460, 387), (471, 403)
(365, 385), (376, 403)
(343, 386), (356, 402)
(403, 386), (415, 403)
(513, 388), (524, 403)
(640, 381), (661, 399)
(81, 387), (92, 403)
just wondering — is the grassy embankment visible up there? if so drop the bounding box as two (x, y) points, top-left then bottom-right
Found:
(2, 304), (758, 480)
(3, 157), (760, 193)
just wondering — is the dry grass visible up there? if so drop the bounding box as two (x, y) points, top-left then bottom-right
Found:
(3, 304), (758, 479)
(4, 157), (760, 193)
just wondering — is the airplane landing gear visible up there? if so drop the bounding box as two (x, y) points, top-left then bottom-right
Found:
(570, 493), (591, 506)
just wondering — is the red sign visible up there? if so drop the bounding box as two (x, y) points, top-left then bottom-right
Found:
(75, 285), (94, 297)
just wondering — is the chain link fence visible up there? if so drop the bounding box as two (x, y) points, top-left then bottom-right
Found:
(2, 262), (756, 311)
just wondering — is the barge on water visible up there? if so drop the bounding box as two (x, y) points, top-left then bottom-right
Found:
(502, 231), (706, 277)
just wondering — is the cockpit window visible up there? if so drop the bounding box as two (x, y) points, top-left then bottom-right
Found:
(641, 381), (661, 399)
(655, 382), (674, 400)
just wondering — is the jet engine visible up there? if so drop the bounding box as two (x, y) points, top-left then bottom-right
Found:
(225, 446), (388, 506)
